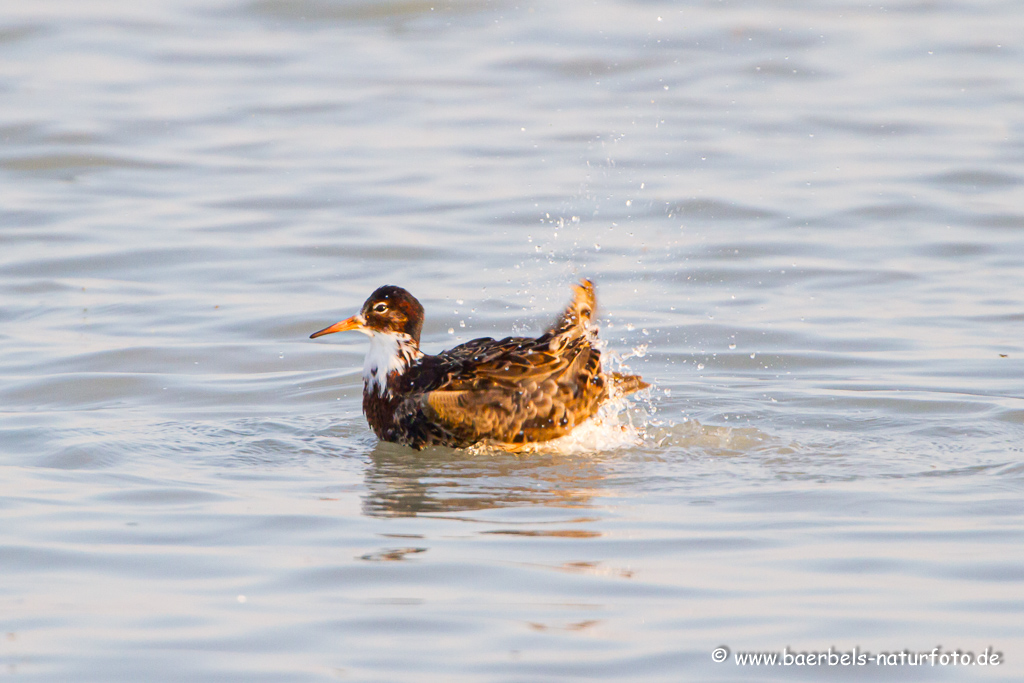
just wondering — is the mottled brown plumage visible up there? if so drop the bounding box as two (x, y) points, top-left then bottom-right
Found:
(310, 280), (648, 450)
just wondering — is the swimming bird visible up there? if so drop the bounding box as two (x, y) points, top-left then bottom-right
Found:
(310, 279), (648, 450)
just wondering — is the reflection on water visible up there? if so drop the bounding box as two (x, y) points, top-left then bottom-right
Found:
(362, 441), (615, 517)
(359, 546), (428, 562)
(248, 0), (493, 24)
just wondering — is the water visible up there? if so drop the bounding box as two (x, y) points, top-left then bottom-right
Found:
(2, 0), (1023, 680)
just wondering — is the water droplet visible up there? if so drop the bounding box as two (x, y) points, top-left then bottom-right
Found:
(594, 243), (601, 251)
(697, 363), (705, 370)
(626, 323), (635, 331)
(750, 352), (756, 359)
(448, 328), (454, 334)
(729, 343), (736, 350)
(459, 320), (465, 328)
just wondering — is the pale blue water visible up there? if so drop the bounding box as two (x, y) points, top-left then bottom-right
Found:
(2, 0), (1023, 680)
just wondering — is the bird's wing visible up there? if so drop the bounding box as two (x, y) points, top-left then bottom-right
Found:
(398, 333), (606, 444)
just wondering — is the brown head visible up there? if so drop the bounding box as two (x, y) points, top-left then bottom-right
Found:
(309, 285), (425, 345)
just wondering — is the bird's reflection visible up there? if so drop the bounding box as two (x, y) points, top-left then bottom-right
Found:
(362, 440), (618, 518)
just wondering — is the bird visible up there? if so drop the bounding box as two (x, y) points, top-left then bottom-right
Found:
(309, 279), (648, 450)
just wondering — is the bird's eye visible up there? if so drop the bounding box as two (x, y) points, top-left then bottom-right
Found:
(373, 303), (388, 313)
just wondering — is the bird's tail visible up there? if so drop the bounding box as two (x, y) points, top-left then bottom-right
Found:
(549, 279), (597, 336)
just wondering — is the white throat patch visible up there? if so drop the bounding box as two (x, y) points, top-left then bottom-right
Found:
(361, 331), (421, 397)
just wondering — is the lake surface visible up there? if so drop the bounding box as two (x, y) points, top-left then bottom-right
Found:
(2, 0), (1023, 680)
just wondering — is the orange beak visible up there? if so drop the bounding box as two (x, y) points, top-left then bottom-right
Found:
(309, 314), (366, 339)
